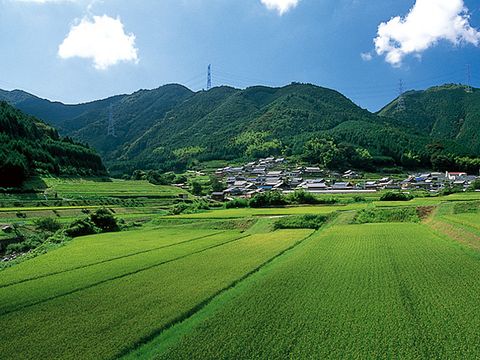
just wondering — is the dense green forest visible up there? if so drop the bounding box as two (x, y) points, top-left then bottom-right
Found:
(0, 101), (105, 187)
(1, 83), (479, 175)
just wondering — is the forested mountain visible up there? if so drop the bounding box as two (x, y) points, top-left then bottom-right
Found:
(1, 83), (479, 174)
(0, 101), (105, 187)
(378, 84), (480, 155)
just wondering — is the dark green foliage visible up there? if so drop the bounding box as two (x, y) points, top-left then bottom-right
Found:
(210, 176), (225, 192)
(353, 207), (420, 224)
(65, 218), (99, 237)
(287, 190), (320, 204)
(34, 217), (62, 233)
(0, 101), (105, 186)
(3, 84), (480, 174)
(225, 198), (249, 209)
(379, 84), (480, 155)
(468, 179), (480, 191)
(90, 208), (119, 233)
(190, 180), (203, 196)
(380, 192), (413, 201)
(249, 191), (287, 208)
(440, 184), (464, 196)
(273, 214), (330, 230)
(5, 235), (43, 255)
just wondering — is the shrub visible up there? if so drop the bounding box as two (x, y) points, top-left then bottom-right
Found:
(34, 217), (62, 233)
(249, 192), (287, 208)
(90, 208), (119, 232)
(170, 203), (190, 215)
(468, 179), (480, 191)
(65, 218), (98, 237)
(5, 234), (43, 255)
(380, 191), (413, 201)
(287, 190), (319, 205)
(225, 198), (249, 209)
(274, 214), (330, 230)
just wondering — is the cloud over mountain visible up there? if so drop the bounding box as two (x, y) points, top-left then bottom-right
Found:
(58, 15), (139, 70)
(374, 0), (480, 66)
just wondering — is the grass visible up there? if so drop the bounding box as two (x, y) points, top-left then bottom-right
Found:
(42, 177), (187, 199)
(0, 227), (220, 287)
(0, 228), (312, 360)
(145, 223), (480, 359)
(172, 203), (367, 219)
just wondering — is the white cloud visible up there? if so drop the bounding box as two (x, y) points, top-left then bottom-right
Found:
(58, 15), (139, 70)
(374, 0), (480, 67)
(261, 0), (300, 15)
(360, 52), (373, 61)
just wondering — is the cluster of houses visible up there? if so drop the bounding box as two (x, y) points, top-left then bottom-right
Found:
(210, 158), (479, 200)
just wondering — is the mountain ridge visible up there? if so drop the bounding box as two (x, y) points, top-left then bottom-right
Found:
(1, 82), (479, 174)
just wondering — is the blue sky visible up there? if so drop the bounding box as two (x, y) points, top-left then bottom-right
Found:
(0, 0), (479, 111)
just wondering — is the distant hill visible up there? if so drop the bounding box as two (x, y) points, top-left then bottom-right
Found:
(1, 83), (478, 174)
(378, 84), (480, 155)
(0, 101), (105, 187)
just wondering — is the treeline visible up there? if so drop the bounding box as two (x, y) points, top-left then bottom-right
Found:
(0, 102), (106, 187)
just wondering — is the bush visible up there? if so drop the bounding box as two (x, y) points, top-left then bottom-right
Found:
(5, 234), (43, 255)
(440, 185), (464, 196)
(468, 179), (480, 191)
(170, 203), (190, 215)
(287, 190), (320, 205)
(34, 217), (62, 233)
(380, 191), (413, 201)
(249, 191), (287, 208)
(225, 198), (249, 209)
(90, 208), (119, 232)
(65, 218), (98, 237)
(274, 214), (330, 230)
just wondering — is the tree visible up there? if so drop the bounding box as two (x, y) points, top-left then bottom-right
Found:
(191, 180), (203, 196)
(302, 138), (339, 168)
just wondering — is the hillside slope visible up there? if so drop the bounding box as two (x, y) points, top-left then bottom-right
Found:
(378, 84), (480, 155)
(0, 101), (105, 187)
(1, 83), (478, 173)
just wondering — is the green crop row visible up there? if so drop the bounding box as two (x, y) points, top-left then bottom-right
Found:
(0, 227), (220, 287)
(0, 229), (312, 360)
(148, 223), (480, 359)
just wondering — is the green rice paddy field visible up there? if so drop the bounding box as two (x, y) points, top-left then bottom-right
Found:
(1, 181), (480, 359)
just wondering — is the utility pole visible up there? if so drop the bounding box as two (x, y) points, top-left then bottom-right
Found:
(465, 64), (473, 93)
(107, 103), (116, 137)
(207, 64), (212, 91)
(396, 79), (406, 112)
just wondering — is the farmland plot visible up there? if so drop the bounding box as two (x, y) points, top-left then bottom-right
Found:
(149, 223), (480, 359)
(0, 229), (313, 360)
(0, 227), (220, 287)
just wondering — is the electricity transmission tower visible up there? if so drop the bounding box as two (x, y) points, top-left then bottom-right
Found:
(465, 64), (473, 93)
(207, 64), (212, 90)
(107, 104), (116, 137)
(396, 79), (406, 112)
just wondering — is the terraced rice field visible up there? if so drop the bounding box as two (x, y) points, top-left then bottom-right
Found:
(0, 226), (312, 360)
(43, 178), (187, 199)
(135, 223), (480, 359)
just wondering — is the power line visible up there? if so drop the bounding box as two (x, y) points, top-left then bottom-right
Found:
(396, 79), (406, 112)
(207, 64), (212, 91)
(107, 104), (116, 137)
(465, 64), (473, 93)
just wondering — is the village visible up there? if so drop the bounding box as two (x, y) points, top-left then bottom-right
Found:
(210, 157), (480, 200)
